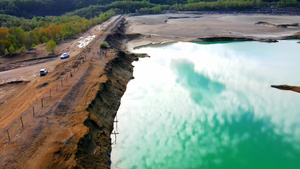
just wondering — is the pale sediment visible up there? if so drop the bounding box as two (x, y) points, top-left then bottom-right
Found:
(125, 14), (300, 49)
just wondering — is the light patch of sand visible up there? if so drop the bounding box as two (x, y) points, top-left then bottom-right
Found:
(96, 22), (110, 31)
(125, 14), (300, 49)
(77, 35), (96, 48)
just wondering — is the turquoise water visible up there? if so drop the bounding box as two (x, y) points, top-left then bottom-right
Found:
(111, 41), (300, 169)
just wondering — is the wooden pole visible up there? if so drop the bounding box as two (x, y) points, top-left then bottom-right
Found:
(6, 130), (10, 142)
(33, 106), (35, 117)
(20, 116), (24, 128)
(114, 116), (118, 130)
(41, 98), (43, 107)
(111, 132), (119, 144)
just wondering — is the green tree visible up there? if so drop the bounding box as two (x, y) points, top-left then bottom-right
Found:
(41, 36), (48, 43)
(8, 44), (15, 55)
(256, 0), (262, 7)
(19, 46), (26, 52)
(6, 34), (18, 48)
(9, 27), (25, 48)
(4, 48), (9, 55)
(61, 23), (75, 39)
(277, 0), (297, 7)
(24, 31), (35, 48)
(46, 39), (57, 55)
(100, 41), (109, 49)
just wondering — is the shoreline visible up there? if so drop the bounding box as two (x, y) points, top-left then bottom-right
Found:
(79, 13), (300, 168)
(75, 18), (146, 168)
(126, 30), (300, 51)
(108, 32), (300, 169)
(125, 13), (300, 50)
(124, 14), (300, 94)
(104, 14), (300, 168)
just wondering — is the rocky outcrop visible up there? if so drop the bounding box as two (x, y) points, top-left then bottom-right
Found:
(191, 36), (254, 42)
(271, 85), (300, 93)
(257, 39), (278, 43)
(190, 32), (300, 43)
(104, 18), (143, 51)
(255, 21), (300, 28)
(280, 31), (300, 40)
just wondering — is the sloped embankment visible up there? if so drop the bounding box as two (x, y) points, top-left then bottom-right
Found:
(75, 19), (142, 168)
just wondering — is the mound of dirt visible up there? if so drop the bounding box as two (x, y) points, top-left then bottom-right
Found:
(36, 82), (49, 89)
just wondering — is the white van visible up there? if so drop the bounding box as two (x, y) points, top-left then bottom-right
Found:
(40, 68), (48, 76)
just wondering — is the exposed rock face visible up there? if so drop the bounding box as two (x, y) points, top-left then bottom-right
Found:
(104, 19), (143, 51)
(281, 32), (300, 40)
(257, 39), (278, 43)
(255, 21), (277, 27)
(255, 21), (300, 28)
(75, 19), (142, 168)
(192, 36), (254, 42)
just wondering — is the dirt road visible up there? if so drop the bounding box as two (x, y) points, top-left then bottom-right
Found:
(0, 16), (120, 84)
(0, 15), (124, 168)
(0, 15), (122, 107)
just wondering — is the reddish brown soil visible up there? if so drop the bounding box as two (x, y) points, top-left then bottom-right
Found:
(0, 15), (128, 168)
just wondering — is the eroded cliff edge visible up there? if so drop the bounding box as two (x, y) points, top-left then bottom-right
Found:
(75, 19), (142, 168)
(74, 15), (300, 168)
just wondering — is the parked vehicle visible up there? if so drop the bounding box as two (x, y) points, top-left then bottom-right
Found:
(60, 53), (70, 59)
(40, 68), (48, 76)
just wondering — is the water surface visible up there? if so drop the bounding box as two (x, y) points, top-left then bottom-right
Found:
(112, 41), (300, 169)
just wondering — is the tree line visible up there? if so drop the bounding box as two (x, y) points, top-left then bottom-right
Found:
(0, 0), (115, 18)
(65, 1), (171, 18)
(0, 0), (298, 18)
(66, 0), (298, 18)
(0, 10), (115, 55)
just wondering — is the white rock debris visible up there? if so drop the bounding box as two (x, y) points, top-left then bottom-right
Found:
(77, 35), (96, 48)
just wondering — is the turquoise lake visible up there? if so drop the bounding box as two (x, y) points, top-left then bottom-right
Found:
(111, 41), (300, 169)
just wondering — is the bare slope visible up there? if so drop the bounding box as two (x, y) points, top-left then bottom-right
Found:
(0, 15), (136, 168)
(125, 14), (300, 49)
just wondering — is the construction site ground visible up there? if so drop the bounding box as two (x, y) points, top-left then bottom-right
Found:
(0, 15), (123, 168)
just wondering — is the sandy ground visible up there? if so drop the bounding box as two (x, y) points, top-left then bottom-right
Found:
(125, 14), (300, 50)
(0, 16), (121, 106)
(0, 15), (123, 168)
